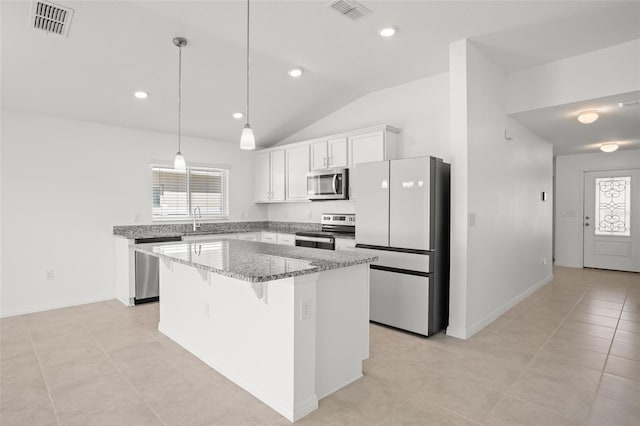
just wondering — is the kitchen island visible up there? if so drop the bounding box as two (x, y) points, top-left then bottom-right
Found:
(131, 238), (376, 422)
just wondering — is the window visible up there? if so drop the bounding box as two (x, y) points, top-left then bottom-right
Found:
(594, 176), (631, 236)
(151, 164), (229, 220)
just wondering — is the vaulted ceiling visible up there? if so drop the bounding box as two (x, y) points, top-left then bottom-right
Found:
(2, 0), (639, 149)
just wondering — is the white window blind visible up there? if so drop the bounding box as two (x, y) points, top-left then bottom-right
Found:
(152, 164), (229, 220)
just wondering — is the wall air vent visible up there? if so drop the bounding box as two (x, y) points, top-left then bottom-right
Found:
(30, 1), (74, 37)
(330, 0), (371, 20)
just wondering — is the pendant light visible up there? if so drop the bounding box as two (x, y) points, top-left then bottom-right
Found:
(173, 37), (188, 169)
(240, 0), (256, 150)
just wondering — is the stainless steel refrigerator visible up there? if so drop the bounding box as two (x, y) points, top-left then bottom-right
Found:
(355, 156), (450, 336)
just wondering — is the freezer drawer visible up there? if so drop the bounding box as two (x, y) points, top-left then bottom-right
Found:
(370, 269), (430, 335)
(355, 246), (430, 273)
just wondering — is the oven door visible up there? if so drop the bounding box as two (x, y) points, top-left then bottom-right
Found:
(295, 235), (335, 250)
(307, 170), (348, 200)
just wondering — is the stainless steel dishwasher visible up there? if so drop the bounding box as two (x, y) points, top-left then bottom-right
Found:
(134, 236), (182, 304)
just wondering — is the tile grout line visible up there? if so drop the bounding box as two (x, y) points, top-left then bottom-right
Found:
(27, 327), (62, 426)
(80, 320), (169, 426)
(485, 282), (591, 423)
(584, 286), (628, 420)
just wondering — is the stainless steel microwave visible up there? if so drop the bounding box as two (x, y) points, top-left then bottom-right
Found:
(307, 168), (349, 201)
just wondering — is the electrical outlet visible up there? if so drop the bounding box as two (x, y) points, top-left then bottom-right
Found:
(241, 211), (248, 219)
(307, 210), (313, 219)
(45, 270), (54, 280)
(468, 213), (476, 227)
(134, 213), (141, 223)
(300, 300), (311, 320)
(542, 258), (547, 265)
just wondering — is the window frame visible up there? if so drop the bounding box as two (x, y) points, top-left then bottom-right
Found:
(150, 162), (230, 222)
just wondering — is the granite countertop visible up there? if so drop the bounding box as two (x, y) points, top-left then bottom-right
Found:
(113, 221), (355, 239)
(131, 239), (375, 283)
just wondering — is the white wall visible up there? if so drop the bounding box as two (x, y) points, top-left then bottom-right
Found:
(267, 200), (354, 223)
(279, 73), (450, 159)
(0, 109), (266, 316)
(555, 150), (640, 268)
(506, 39), (640, 114)
(447, 39), (469, 338)
(448, 40), (554, 339)
(268, 73), (450, 222)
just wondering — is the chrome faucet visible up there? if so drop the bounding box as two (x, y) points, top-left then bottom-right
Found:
(193, 206), (202, 231)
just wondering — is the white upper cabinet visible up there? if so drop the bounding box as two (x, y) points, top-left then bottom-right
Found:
(254, 151), (271, 203)
(310, 137), (347, 170)
(310, 141), (327, 170)
(286, 144), (310, 201)
(254, 149), (285, 202)
(348, 127), (399, 199)
(254, 125), (399, 203)
(328, 137), (348, 168)
(271, 150), (285, 201)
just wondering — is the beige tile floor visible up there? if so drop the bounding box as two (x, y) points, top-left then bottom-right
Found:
(1, 266), (639, 425)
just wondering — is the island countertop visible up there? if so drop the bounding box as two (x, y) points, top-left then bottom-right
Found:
(131, 239), (376, 283)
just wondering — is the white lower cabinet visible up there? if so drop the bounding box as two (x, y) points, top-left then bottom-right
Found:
(261, 232), (295, 246)
(237, 232), (259, 241)
(261, 232), (277, 243)
(335, 238), (356, 251)
(276, 233), (295, 246)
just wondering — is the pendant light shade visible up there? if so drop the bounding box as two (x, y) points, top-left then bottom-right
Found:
(240, 124), (255, 150)
(173, 37), (188, 169)
(174, 152), (186, 169)
(240, 0), (256, 150)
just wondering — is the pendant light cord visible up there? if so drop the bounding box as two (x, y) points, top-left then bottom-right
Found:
(178, 44), (182, 152)
(246, 0), (250, 124)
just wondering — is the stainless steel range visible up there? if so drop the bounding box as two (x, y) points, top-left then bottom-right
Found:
(295, 214), (355, 250)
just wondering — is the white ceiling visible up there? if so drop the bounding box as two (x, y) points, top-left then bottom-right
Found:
(511, 91), (640, 156)
(1, 0), (639, 149)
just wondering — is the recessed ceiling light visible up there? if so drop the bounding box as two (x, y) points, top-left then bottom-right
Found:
(379, 26), (397, 37)
(232, 112), (244, 119)
(288, 68), (303, 78)
(577, 110), (599, 124)
(134, 91), (148, 99)
(600, 143), (619, 153)
(618, 100), (639, 108)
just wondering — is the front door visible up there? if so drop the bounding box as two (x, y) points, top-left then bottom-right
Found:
(583, 169), (639, 272)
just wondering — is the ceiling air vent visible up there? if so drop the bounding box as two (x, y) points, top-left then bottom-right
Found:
(330, 0), (371, 20)
(30, 1), (74, 37)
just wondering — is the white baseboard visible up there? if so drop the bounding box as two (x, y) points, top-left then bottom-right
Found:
(445, 325), (468, 340)
(0, 293), (116, 318)
(447, 274), (554, 340)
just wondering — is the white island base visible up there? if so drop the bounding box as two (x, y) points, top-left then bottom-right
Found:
(157, 259), (370, 422)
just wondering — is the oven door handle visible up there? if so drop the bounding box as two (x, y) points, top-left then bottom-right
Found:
(295, 235), (335, 244)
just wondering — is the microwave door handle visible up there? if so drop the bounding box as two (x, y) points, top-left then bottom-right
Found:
(332, 174), (338, 194)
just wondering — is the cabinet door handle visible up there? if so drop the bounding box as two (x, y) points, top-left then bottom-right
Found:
(323, 157), (327, 167)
